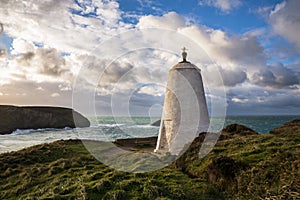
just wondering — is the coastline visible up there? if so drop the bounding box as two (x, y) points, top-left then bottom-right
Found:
(1, 115), (300, 154)
(0, 120), (299, 199)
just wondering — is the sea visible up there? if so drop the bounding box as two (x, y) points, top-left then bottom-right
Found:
(0, 115), (299, 154)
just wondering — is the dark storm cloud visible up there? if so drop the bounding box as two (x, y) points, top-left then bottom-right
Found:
(16, 47), (67, 77)
(203, 66), (247, 87)
(252, 70), (277, 87)
(18, 52), (35, 63)
(220, 68), (247, 87)
(251, 62), (299, 88)
(21, 52), (35, 60)
(225, 36), (265, 64)
(0, 49), (6, 57)
(101, 62), (134, 83)
(37, 48), (67, 76)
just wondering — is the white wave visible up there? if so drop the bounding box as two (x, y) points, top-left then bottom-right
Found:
(10, 127), (74, 135)
(11, 129), (35, 135)
(97, 123), (125, 127)
(1, 119), (159, 154)
(128, 124), (158, 128)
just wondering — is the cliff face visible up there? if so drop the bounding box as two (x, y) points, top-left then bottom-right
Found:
(0, 105), (90, 134)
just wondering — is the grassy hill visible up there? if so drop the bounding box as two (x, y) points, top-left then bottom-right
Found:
(0, 120), (299, 199)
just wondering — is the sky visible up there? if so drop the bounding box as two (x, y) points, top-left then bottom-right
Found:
(0, 0), (300, 116)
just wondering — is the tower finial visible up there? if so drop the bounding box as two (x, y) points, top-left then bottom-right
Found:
(182, 47), (187, 62)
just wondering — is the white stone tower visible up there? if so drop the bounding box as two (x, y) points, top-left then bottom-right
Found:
(154, 48), (210, 155)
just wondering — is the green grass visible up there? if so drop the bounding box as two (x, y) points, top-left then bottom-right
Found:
(0, 140), (221, 199)
(172, 131), (300, 199)
(0, 122), (299, 199)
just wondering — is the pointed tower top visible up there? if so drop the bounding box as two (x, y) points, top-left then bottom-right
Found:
(181, 47), (188, 62)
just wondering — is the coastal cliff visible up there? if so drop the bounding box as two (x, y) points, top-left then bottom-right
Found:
(0, 105), (90, 134)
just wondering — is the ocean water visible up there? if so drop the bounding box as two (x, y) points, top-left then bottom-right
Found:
(0, 115), (299, 154)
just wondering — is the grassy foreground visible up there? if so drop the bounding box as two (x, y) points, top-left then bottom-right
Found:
(0, 121), (299, 199)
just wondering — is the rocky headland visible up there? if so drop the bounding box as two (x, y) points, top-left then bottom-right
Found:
(0, 105), (90, 134)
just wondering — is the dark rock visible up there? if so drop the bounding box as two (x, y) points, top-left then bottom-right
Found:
(151, 120), (161, 126)
(0, 105), (90, 134)
(113, 136), (157, 150)
(270, 119), (300, 135)
(220, 124), (258, 140)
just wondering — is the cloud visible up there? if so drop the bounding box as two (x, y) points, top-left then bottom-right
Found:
(36, 86), (44, 91)
(94, 89), (164, 116)
(0, 48), (5, 58)
(10, 38), (35, 54)
(71, 47), (175, 98)
(219, 67), (247, 87)
(0, 0), (299, 116)
(5, 38), (70, 84)
(137, 13), (264, 65)
(137, 13), (267, 87)
(251, 69), (276, 88)
(129, 92), (163, 107)
(231, 97), (248, 104)
(227, 86), (300, 115)
(202, 65), (247, 87)
(138, 12), (186, 30)
(250, 62), (299, 88)
(51, 93), (60, 98)
(199, 0), (242, 13)
(0, 0), (127, 54)
(2, 2), (288, 92)
(101, 62), (134, 83)
(269, 0), (300, 49)
(137, 84), (165, 96)
(0, 80), (72, 106)
(136, 12), (300, 90)
(33, 48), (66, 77)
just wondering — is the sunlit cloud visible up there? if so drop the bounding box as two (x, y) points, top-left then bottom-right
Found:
(0, 0), (299, 115)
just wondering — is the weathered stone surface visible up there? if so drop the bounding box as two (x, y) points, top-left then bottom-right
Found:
(0, 105), (90, 134)
(113, 136), (157, 151)
(155, 60), (210, 155)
